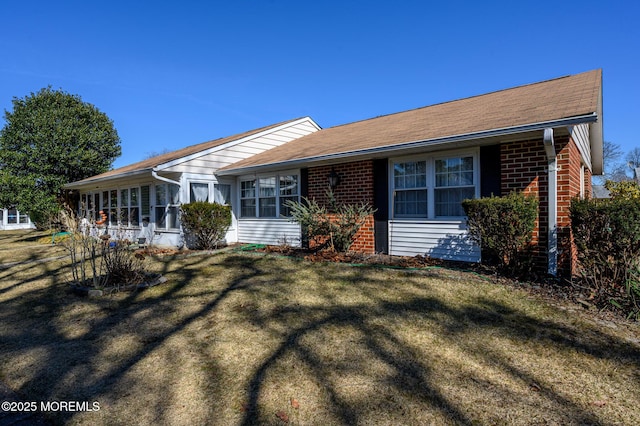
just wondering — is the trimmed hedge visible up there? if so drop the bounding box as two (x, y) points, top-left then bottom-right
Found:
(462, 192), (538, 273)
(180, 202), (231, 250)
(571, 196), (640, 318)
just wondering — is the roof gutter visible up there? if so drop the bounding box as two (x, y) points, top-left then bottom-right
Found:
(65, 167), (182, 190)
(64, 169), (151, 189)
(216, 114), (598, 176)
(151, 170), (180, 186)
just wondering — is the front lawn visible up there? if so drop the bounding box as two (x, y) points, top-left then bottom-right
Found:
(0, 231), (638, 425)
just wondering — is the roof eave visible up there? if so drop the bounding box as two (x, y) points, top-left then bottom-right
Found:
(64, 168), (152, 190)
(216, 114), (598, 176)
(155, 117), (322, 172)
(590, 80), (604, 175)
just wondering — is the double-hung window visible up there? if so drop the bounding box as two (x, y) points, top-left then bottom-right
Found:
(189, 182), (210, 202)
(109, 189), (118, 226)
(279, 175), (298, 217)
(120, 188), (140, 226)
(240, 180), (257, 217)
(214, 183), (231, 205)
(189, 181), (232, 205)
(101, 191), (111, 225)
(434, 156), (475, 217)
(393, 161), (428, 218)
(240, 173), (299, 218)
(259, 177), (277, 217)
(7, 208), (18, 224)
(155, 183), (180, 229)
(392, 152), (477, 219)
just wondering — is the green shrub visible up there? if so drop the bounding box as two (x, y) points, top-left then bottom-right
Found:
(604, 179), (640, 200)
(285, 188), (376, 253)
(462, 192), (538, 273)
(571, 197), (640, 318)
(180, 202), (232, 250)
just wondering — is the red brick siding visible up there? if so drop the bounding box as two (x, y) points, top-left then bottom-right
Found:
(302, 138), (590, 273)
(500, 136), (586, 276)
(556, 137), (590, 275)
(500, 139), (549, 271)
(307, 161), (375, 253)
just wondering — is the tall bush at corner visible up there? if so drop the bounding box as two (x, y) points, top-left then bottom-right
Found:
(571, 193), (640, 318)
(180, 202), (231, 250)
(462, 192), (538, 272)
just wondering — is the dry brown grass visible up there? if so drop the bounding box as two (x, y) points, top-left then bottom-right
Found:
(0, 230), (638, 425)
(0, 230), (66, 265)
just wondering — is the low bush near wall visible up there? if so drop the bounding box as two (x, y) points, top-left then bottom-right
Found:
(180, 202), (231, 250)
(285, 189), (376, 253)
(571, 195), (640, 319)
(462, 192), (538, 274)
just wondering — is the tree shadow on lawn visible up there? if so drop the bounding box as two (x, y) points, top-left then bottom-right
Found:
(0, 252), (252, 424)
(0, 251), (65, 295)
(237, 265), (640, 425)
(0, 252), (638, 425)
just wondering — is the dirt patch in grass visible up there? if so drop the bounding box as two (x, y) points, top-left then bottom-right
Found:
(0, 233), (638, 425)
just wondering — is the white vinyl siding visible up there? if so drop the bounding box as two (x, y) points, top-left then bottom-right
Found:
(160, 119), (320, 175)
(389, 220), (480, 262)
(237, 219), (301, 247)
(570, 123), (592, 171)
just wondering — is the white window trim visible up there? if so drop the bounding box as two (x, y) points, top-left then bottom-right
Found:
(80, 184), (152, 229)
(239, 170), (300, 219)
(154, 182), (181, 230)
(580, 164), (586, 199)
(187, 180), (213, 203)
(390, 148), (480, 220)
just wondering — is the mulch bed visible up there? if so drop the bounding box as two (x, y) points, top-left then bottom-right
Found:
(259, 244), (478, 269)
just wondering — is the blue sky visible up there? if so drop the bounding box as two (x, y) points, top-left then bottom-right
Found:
(1, 1), (638, 170)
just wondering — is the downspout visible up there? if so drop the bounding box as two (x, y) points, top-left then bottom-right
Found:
(151, 170), (181, 187)
(543, 128), (557, 276)
(151, 170), (184, 248)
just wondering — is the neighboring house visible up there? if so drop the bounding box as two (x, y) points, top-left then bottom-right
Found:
(592, 185), (611, 199)
(66, 69), (603, 277)
(64, 117), (321, 247)
(215, 69), (603, 277)
(0, 207), (34, 230)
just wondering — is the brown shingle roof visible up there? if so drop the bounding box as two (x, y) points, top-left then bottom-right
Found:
(66, 118), (306, 186)
(222, 70), (602, 172)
